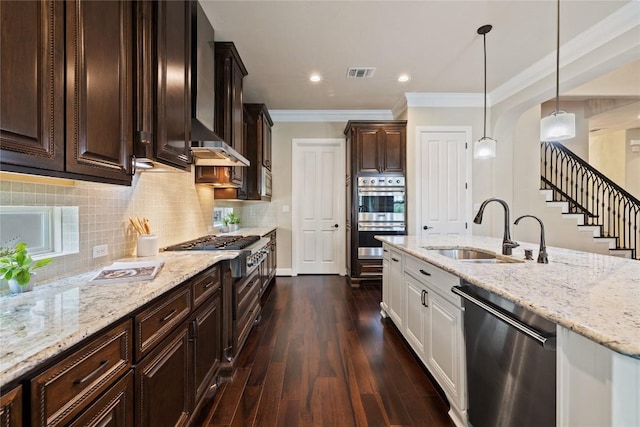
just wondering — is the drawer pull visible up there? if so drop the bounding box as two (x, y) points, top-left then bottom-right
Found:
(419, 269), (431, 276)
(391, 257), (400, 262)
(204, 282), (213, 289)
(160, 309), (177, 322)
(73, 360), (109, 385)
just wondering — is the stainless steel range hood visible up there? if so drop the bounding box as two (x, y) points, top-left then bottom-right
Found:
(190, 1), (249, 168)
(191, 139), (250, 167)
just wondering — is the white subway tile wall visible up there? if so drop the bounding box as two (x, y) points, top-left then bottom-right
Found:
(215, 200), (278, 227)
(0, 171), (214, 288)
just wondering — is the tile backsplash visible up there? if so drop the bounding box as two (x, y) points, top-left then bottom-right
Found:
(0, 171), (214, 286)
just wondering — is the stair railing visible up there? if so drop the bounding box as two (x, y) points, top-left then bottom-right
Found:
(540, 140), (639, 260)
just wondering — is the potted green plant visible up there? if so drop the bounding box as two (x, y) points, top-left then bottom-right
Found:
(225, 212), (241, 231)
(0, 242), (52, 293)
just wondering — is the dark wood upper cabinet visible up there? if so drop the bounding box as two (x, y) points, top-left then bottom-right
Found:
(346, 121), (407, 175)
(234, 103), (273, 201)
(153, 0), (192, 169)
(0, 0), (65, 172)
(65, 0), (133, 182)
(213, 42), (248, 191)
(133, 0), (192, 171)
(1, 0), (133, 185)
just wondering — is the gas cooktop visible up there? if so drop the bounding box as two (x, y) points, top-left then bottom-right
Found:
(164, 235), (260, 251)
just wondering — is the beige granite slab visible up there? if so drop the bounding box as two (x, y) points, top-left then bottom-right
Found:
(377, 235), (640, 359)
(0, 251), (238, 387)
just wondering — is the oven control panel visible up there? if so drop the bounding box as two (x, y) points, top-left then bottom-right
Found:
(357, 176), (405, 187)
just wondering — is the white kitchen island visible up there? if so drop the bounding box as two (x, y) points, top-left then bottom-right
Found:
(377, 234), (640, 427)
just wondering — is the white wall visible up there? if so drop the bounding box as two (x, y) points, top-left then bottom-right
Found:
(625, 128), (640, 199)
(270, 121), (346, 270)
(590, 130), (627, 189)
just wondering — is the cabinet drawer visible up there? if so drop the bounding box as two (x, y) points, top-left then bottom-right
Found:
(135, 285), (191, 361)
(236, 269), (260, 318)
(358, 259), (383, 276)
(404, 254), (460, 304)
(67, 370), (133, 427)
(30, 320), (133, 427)
(192, 265), (221, 308)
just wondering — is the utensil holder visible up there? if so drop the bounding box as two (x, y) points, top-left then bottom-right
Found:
(137, 235), (158, 257)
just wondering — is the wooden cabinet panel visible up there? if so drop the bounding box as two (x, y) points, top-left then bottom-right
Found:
(346, 121), (406, 175)
(192, 265), (221, 308)
(134, 285), (191, 361)
(30, 320), (133, 427)
(67, 370), (134, 427)
(65, 0), (133, 182)
(135, 323), (190, 427)
(405, 274), (427, 358)
(239, 103), (273, 201)
(426, 290), (464, 408)
(0, 0), (65, 171)
(0, 384), (22, 427)
(213, 42), (248, 191)
(356, 129), (381, 173)
(154, 0), (192, 169)
(380, 127), (405, 173)
(191, 293), (221, 408)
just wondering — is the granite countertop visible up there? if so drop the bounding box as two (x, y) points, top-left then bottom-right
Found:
(0, 251), (239, 387)
(377, 235), (640, 359)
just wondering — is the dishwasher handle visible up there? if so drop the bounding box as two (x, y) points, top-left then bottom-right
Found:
(452, 286), (556, 350)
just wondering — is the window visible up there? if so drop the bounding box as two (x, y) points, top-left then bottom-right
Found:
(0, 206), (79, 259)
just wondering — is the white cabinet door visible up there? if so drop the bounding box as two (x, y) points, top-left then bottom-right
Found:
(387, 249), (404, 329)
(381, 245), (390, 317)
(405, 274), (427, 359)
(426, 290), (465, 410)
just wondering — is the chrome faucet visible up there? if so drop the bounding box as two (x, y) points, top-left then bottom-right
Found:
(473, 198), (519, 255)
(514, 215), (549, 264)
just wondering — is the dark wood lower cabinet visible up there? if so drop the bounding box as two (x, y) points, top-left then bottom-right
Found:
(67, 371), (134, 427)
(0, 384), (22, 427)
(191, 292), (222, 411)
(135, 322), (191, 427)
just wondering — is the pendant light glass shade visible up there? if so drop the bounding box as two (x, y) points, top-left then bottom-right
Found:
(540, 110), (575, 141)
(474, 24), (496, 159)
(541, 0), (575, 142)
(474, 136), (497, 159)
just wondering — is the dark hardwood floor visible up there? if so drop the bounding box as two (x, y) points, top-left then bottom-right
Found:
(196, 275), (454, 427)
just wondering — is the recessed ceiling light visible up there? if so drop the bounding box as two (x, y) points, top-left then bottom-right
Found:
(309, 73), (322, 82)
(398, 74), (410, 82)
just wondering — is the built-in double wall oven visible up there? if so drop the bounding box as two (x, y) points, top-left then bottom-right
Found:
(357, 175), (406, 259)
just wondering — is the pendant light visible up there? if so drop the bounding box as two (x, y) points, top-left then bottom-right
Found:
(540, 0), (575, 141)
(474, 24), (497, 159)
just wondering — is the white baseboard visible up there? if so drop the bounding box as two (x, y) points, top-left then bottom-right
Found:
(276, 268), (293, 276)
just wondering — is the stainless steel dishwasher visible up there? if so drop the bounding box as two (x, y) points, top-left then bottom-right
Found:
(452, 282), (557, 427)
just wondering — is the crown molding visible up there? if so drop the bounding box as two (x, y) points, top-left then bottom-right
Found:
(405, 92), (486, 108)
(491, 1), (640, 105)
(270, 110), (393, 123)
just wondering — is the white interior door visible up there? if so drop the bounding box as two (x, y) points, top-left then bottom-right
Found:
(416, 128), (471, 237)
(292, 138), (345, 275)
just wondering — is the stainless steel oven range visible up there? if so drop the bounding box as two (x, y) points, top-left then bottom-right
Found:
(357, 174), (406, 259)
(163, 234), (270, 372)
(163, 234), (269, 278)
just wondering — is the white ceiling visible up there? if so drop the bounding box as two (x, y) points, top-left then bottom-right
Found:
(200, 0), (639, 130)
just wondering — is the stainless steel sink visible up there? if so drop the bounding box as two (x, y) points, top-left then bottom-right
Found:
(425, 247), (523, 263)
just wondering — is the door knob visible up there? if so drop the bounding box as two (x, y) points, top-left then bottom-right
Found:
(334, 224), (339, 228)
(423, 225), (433, 230)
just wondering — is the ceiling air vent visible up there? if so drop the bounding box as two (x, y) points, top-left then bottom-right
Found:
(346, 67), (375, 78)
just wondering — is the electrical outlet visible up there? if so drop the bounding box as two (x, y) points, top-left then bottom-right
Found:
(92, 244), (108, 258)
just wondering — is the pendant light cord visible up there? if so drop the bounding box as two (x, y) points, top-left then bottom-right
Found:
(555, 0), (560, 113)
(483, 31), (487, 138)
